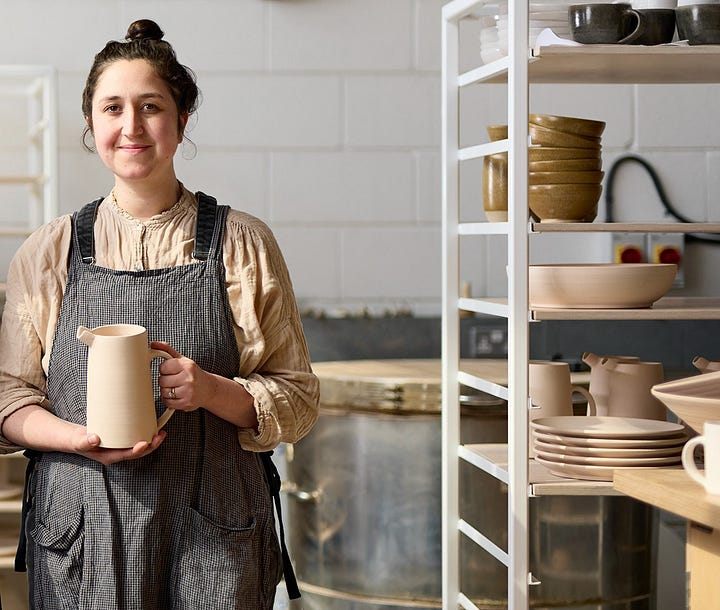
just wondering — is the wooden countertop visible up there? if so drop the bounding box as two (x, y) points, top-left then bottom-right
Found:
(614, 469), (720, 530)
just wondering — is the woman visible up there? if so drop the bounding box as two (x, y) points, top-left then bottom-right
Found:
(0, 19), (319, 609)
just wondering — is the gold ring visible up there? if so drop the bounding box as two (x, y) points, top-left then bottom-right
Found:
(168, 387), (177, 400)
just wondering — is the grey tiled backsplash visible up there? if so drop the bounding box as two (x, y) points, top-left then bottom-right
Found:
(303, 315), (720, 373)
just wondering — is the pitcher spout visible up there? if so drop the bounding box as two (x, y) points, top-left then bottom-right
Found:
(77, 325), (95, 346)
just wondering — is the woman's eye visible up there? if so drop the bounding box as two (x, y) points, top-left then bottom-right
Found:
(104, 104), (120, 113)
(142, 103), (158, 112)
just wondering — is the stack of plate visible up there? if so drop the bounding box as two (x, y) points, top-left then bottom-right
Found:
(531, 416), (687, 481)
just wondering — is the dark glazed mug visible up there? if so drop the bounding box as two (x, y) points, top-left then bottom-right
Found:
(569, 3), (645, 44)
(630, 8), (676, 44)
(676, 4), (720, 45)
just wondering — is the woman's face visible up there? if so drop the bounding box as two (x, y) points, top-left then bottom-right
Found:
(89, 59), (187, 185)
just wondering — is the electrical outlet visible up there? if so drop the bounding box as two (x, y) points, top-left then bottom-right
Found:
(469, 325), (508, 357)
(648, 233), (684, 288)
(612, 233), (646, 263)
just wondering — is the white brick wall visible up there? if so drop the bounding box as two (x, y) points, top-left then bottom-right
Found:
(1, 0), (719, 315)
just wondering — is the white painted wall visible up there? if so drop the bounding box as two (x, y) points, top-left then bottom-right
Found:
(1, 0), (719, 315)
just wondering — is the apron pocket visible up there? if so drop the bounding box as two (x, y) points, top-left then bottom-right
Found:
(171, 506), (273, 609)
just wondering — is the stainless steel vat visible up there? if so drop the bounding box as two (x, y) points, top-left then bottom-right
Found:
(285, 360), (655, 609)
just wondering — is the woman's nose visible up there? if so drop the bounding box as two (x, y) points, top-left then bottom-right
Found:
(122, 109), (143, 135)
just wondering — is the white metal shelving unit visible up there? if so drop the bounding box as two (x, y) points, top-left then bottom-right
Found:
(441, 2), (720, 609)
(0, 65), (58, 237)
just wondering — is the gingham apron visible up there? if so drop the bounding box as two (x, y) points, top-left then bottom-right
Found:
(21, 193), (283, 609)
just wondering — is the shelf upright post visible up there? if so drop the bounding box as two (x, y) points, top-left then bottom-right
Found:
(440, 3), (461, 608)
(506, 0), (531, 607)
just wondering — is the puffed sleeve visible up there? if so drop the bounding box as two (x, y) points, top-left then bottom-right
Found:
(0, 216), (73, 451)
(222, 210), (319, 451)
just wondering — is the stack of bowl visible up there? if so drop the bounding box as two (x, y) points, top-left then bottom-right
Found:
(483, 114), (605, 223)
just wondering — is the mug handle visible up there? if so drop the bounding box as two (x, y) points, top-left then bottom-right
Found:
(571, 385), (597, 416)
(150, 348), (175, 429)
(682, 436), (707, 489)
(618, 8), (644, 44)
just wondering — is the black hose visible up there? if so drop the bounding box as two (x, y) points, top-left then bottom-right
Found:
(605, 154), (720, 244)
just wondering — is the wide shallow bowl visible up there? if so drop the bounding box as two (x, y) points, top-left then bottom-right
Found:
(486, 124), (508, 141)
(529, 158), (603, 172)
(529, 123), (603, 149)
(529, 183), (602, 222)
(529, 263), (677, 308)
(651, 370), (720, 434)
(529, 113), (606, 138)
(529, 146), (602, 161)
(529, 170), (604, 184)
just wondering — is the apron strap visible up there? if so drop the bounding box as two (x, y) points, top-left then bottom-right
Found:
(75, 198), (102, 264)
(259, 451), (301, 600)
(15, 449), (42, 573)
(193, 192), (228, 261)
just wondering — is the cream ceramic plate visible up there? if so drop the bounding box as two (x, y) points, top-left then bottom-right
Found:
(534, 455), (681, 481)
(530, 416), (685, 439)
(532, 430), (688, 449)
(533, 438), (684, 458)
(534, 447), (682, 467)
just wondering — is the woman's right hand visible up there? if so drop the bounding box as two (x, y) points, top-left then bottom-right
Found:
(74, 428), (167, 465)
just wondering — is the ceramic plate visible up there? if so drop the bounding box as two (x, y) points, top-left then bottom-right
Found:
(534, 455), (681, 481)
(533, 430), (688, 448)
(533, 438), (684, 458)
(534, 447), (682, 467)
(530, 416), (685, 439)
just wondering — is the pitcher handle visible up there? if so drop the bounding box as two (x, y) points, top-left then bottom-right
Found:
(571, 385), (597, 416)
(150, 348), (175, 429)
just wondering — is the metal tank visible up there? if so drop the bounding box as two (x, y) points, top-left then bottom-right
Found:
(285, 359), (655, 609)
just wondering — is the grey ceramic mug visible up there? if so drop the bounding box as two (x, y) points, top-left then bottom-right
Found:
(569, 3), (645, 44)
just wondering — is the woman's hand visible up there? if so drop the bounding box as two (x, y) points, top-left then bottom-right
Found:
(150, 340), (259, 430)
(75, 429), (167, 466)
(152, 341), (216, 412)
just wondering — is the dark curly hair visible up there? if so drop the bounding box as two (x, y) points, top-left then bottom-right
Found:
(81, 19), (200, 151)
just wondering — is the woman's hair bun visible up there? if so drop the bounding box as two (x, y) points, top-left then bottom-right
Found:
(125, 19), (164, 42)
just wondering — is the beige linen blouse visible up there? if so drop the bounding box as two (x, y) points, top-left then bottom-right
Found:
(0, 188), (319, 453)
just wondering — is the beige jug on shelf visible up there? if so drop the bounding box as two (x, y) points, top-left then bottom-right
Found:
(582, 352), (640, 416)
(528, 360), (596, 456)
(78, 324), (174, 448)
(598, 357), (666, 421)
(692, 356), (720, 374)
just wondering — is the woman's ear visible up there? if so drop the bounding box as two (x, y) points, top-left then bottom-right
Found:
(178, 112), (189, 142)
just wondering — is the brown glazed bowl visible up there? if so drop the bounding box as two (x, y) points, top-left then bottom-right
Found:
(529, 146), (602, 162)
(529, 182), (603, 222)
(529, 170), (605, 185)
(529, 158), (603, 172)
(529, 114), (606, 138)
(529, 124), (603, 149)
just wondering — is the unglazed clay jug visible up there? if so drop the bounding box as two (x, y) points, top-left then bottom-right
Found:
(582, 352), (640, 416)
(692, 356), (720, 374)
(78, 324), (174, 448)
(528, 361), (596, 456)
(598, 357), (666, 420)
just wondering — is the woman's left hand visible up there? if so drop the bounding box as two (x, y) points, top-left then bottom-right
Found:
(152, 341), (215, 412)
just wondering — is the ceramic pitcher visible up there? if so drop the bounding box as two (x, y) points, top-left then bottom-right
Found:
(598, 357), (666, 420)
(582, 352), (640, 416)
(77, 324), (174, 448)
(528, 361), (596, 456)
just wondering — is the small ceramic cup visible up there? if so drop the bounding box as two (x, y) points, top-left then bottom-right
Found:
(569, 3), (645, 43)
(682, 420), (720, 496)
(676, 4), (720, 44)
(630, 8), (676, 43)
